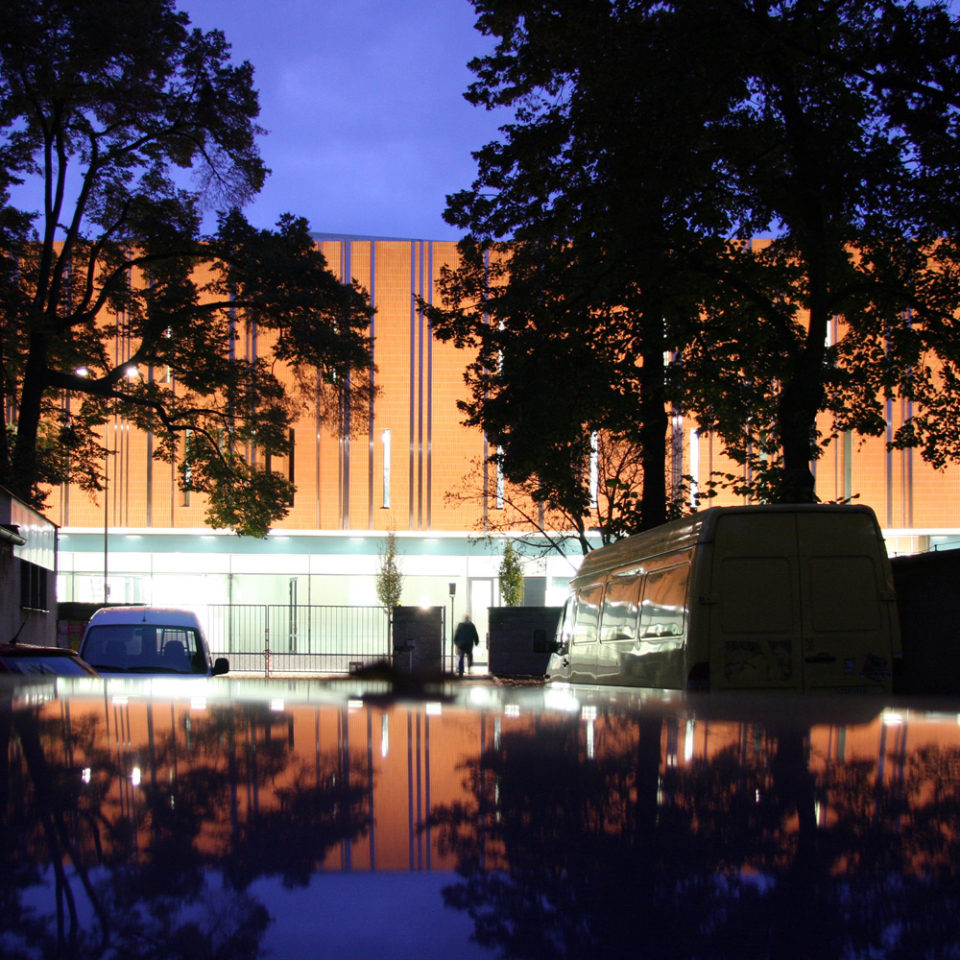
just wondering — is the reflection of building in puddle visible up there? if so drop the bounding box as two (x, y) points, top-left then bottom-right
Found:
(12, 685), (960, 958)
(11, 688), (960, 873)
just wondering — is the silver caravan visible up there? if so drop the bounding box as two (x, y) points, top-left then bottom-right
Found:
(548, 504), (900, 692)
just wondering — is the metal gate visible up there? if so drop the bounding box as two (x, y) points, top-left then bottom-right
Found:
(205, 604), (390, 675)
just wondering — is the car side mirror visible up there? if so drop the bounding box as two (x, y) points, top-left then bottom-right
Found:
(212, 657), (229, 676)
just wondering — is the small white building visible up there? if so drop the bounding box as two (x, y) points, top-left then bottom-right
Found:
(0, 488), (58, 646)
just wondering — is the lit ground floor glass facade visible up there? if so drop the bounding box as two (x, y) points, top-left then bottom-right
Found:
(56, 528), (579, 650)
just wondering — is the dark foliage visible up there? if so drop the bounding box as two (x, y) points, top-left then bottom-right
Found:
(0, 0), (374, 536)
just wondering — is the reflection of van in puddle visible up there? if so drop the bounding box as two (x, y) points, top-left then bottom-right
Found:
(548, 505), (900, 692)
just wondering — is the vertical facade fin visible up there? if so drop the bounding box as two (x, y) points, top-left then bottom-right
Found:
(417, 241), (426, 530)
(426, 242), (434, 530)
(408, 242), (417, 530)
(340, 240), (352, 529)
(368, 241), (377, 529)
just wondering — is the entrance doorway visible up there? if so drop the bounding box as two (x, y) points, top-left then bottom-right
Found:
(468, 578), (495, 669)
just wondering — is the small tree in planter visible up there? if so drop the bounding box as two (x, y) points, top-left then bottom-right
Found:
(376, 529), (404, 611)
(499, 541), (525, 607)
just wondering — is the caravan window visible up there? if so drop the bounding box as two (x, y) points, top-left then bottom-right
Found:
(638, 564), (689, 639)
(572, 583), (603, 645)
(600, 574), (642, 641)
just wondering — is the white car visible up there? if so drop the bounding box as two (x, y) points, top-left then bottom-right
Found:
(79, 607), (229, 677)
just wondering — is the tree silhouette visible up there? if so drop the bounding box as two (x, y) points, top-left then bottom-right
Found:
(0, 0), (374, 535)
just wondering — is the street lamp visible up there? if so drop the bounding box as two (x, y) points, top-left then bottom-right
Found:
(103, 367), (138, 602)
(103, 421), (115, 603)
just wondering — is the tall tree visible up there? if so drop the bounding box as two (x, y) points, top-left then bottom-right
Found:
(437, 0), (960, 527)
(846, 0), (960, 472)
(676, 0), (960, 504)
(0, 0), (373, 536)
(426, 0), (744, 547)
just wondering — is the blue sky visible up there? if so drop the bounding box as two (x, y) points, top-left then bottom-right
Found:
(178, 0), (508, 241)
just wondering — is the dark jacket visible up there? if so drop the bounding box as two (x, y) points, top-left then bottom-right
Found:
(454, 619), (479, 650)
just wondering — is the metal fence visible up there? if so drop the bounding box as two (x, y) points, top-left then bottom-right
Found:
(205, 604), (391, 675)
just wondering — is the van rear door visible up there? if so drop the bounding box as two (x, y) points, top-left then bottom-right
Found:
(707, 512), (804, 690)
(796, 510), (896, 691)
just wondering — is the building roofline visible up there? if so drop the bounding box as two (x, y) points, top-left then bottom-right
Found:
(312, 231), (459, 244)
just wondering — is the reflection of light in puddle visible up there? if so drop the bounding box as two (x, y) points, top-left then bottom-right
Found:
(544, 686), (580, 714)
(684, 719), (695, 763)
(426, 702), (442, 716)
(580, 705), (598, 759)
(468, 686), (493, 707)
(270, 698), (284, 712)
(882, 710), (904, 726)
(504, 704), (520, 718)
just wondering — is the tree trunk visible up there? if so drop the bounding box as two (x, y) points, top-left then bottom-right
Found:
(9, 331), (47, 505)
(776, 244), (829, 504)
(777, 373), (819, 503)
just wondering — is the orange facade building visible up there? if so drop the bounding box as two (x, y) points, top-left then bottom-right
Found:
(47, 234), (960, 645)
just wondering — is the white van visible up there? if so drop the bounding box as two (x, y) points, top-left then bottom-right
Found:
(548, 504), (900, 692)
(79, 607), (229, 677)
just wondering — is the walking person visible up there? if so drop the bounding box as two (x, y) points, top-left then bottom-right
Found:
(454, 614), (479, 676)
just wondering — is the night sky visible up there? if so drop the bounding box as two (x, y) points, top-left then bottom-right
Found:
(178, 0), (509, 241)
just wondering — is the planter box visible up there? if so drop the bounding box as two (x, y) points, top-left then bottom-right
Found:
(392, 606), (444, 676)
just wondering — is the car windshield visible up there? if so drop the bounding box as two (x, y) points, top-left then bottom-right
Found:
(1, 654), (95, 676)
(82, 624), (206, 674)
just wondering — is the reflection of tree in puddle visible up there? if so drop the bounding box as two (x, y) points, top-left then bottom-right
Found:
(429, 715), (960, 960)
(0, 700), (371, 958)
